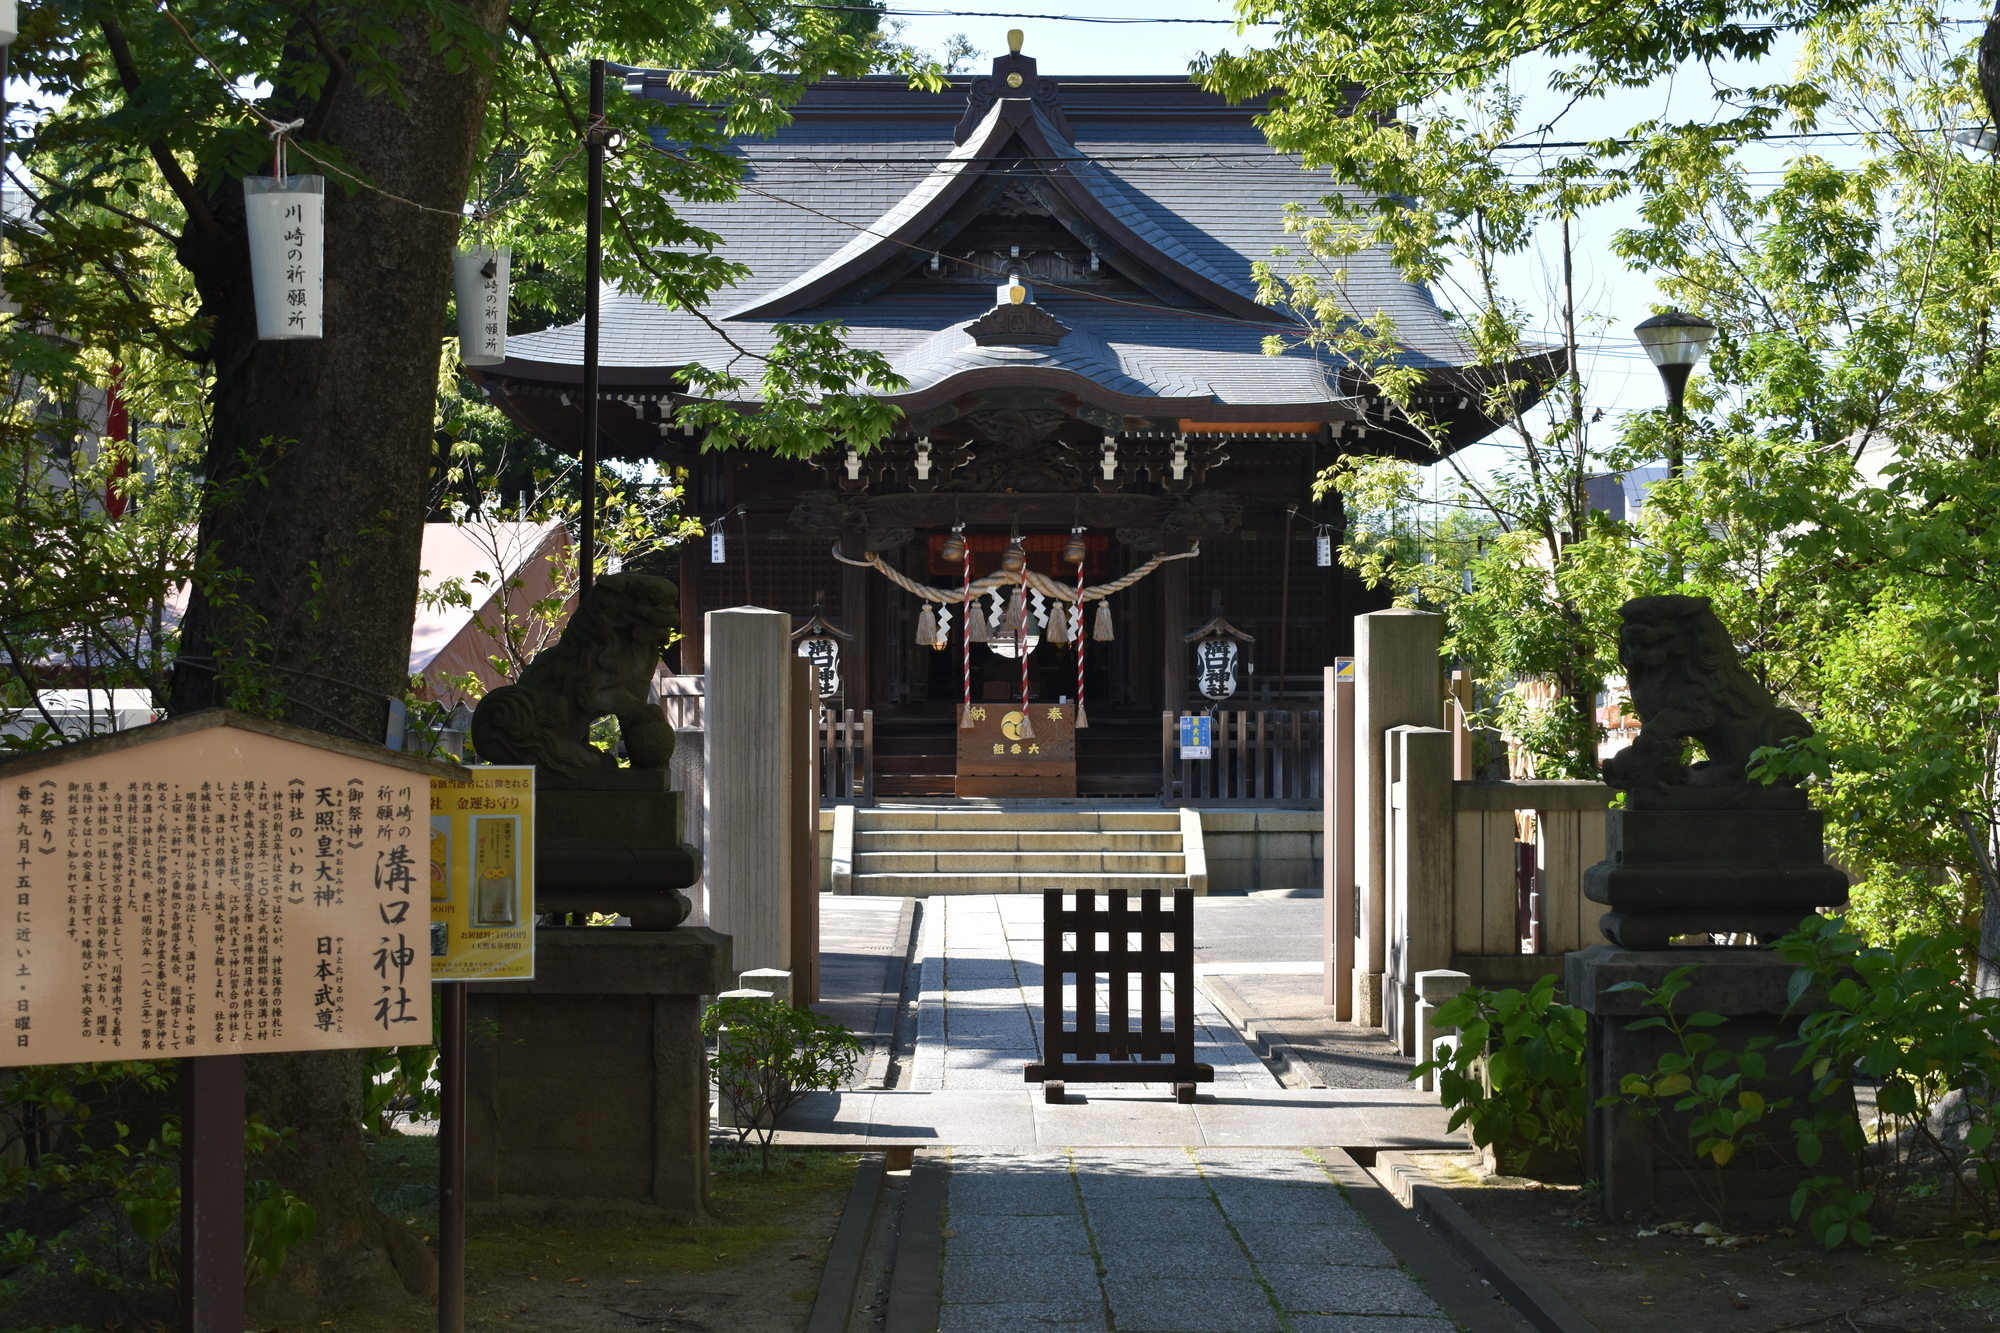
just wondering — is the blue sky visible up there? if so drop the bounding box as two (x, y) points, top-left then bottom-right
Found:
(885, 1), (1844, 477)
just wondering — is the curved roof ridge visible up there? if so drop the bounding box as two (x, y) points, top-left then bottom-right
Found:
(1026, 104), (1263, 313)
(719, 104), (1006, 321)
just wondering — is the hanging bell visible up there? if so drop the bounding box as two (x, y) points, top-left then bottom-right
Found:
(1000, 539), (1027, 574)
(1092, 600), (1115, 641)
(940, 525), (967, 564)
(1061, 528), (1087, 566)
(967, 604), (992, 642)
(915, 604), (938, 648)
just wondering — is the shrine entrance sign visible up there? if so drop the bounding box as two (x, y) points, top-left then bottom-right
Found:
(1, 709), (468, 1067)
(956, 702), (1077, 797)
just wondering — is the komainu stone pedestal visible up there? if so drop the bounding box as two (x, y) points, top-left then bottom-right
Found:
(1586, 806), (1849, 950)
(467, 926), (731, 1222)
(1568, 946), (1851, 1224)
(536, 768), (701, 929)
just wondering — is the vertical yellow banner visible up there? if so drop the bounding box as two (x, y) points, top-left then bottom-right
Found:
(428, 766), (535, 980)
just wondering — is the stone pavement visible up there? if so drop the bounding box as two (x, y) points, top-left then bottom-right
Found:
(939, 1147), (1457, 1333)
(802, 891), (1511, 1333)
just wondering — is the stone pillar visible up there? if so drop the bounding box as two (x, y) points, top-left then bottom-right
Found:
(706, 606), (795, 975)
(713, 984), (777, 1130)
(1412, 968), (1471, 1092)
(1385, 725), (1452, 1052)
(1353, 609), (1442, 1027)
(738, 967), (793, 1007)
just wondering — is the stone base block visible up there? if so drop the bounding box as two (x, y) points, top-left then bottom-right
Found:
(468, 926), (731, 1222)
(1354, 970), (1383, 1029)
(1567, 945), (1852, 1225)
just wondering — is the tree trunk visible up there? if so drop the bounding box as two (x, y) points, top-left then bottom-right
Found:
(165, 2), (508, 1317)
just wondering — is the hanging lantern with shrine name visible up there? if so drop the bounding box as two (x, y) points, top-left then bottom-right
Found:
(1185, 612), (1254, 702)
(791, 607), (851, 701)
(244, 174), (325, 340)
(454, 245), (512, 365)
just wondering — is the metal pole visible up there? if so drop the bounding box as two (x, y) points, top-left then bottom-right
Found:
(437, 983), (468, 1333)
(179, 1055), (245, 1333)
(580, 59), (606, 598)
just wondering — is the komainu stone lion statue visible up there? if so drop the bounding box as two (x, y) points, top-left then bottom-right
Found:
(1600, 594), (1812, 808)
(471, 573), (679, 775)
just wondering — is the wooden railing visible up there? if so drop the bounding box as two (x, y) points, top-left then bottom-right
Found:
(819, 707), (874, 805)
(655, 672), (706, 731)
(1159, 709), (1323, 807)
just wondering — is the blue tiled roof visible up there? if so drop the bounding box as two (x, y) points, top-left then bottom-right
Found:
(502, 75), (1493, 410)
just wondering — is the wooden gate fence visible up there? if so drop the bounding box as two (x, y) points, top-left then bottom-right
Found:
(818, 707), (874, 805)
(1024, 888), (1214, 1104)
(1160, 710), (1322, 806)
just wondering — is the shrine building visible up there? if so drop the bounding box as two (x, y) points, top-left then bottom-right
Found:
(474, 38), (1549, 801)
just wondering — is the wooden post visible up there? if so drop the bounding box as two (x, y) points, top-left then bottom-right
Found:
(1449, 670), (1475, 780)
(791, 658), (821, 1004)
(840, 533), (871, 712)
(1324, 662), (1355, 1014)
(1162, 541), (1188, 711)
(438, 984), (467, 1333)
(179, 1055), (245, 1333)
(678, 541), (703, 674)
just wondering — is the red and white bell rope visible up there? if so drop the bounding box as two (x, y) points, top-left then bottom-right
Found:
(959, 535), (974, 728)
(1015, 557), (1035, 738)
(1073, 547), (1089, 729)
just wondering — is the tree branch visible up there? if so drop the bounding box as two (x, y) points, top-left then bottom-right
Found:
(97, 18), (219, 242)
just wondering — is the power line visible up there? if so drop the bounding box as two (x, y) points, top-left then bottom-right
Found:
(793, 3), (1277, 23)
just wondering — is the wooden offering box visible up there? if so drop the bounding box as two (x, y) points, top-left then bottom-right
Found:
(956, 701), (1076, 797)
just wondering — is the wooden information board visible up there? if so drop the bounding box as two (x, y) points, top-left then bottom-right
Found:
(1, 711), (464, 1067)
(956, 701), (1077, 797)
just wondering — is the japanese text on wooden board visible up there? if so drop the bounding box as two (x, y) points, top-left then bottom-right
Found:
(6, 733), (433, 1067)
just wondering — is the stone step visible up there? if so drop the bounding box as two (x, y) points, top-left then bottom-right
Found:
(850, 871), (1190, 896)
(855, 810), (1179, 832)
(853, 851), (1187, 874)
(854, 830), (1182, 853)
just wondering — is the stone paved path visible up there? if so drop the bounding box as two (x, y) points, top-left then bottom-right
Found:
(940, 1147), (1456, 1333)
(910, 894), (1278, 1091)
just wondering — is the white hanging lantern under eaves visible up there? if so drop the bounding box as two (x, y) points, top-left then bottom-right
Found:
(243, 175), (325, 340)
(453, 245), (512, 365)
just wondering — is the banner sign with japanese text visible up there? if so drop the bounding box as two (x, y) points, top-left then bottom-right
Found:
(1, 712), (462, 1067)
(427, 766), (535, 981)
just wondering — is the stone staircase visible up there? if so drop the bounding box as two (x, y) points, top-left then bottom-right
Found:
(829, 804), (1207, 896)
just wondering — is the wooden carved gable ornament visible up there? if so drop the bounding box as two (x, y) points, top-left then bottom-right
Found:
(967, 302), (1071, 347)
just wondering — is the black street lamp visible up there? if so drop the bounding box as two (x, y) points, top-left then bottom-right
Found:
(1633, 308), (1716, 478)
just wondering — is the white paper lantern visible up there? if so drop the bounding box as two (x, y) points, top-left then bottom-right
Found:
(453, 245), (511, 365)
(243, 175), (325, 340)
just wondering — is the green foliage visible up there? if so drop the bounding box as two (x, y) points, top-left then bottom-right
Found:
(1778, 915), (2000, 1247)
(702, 998), (862, 1172)
(1598, 966), (1791, 1227)
(1409, 976), (1587, 1175)
(0, 1061), (315, 1320)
